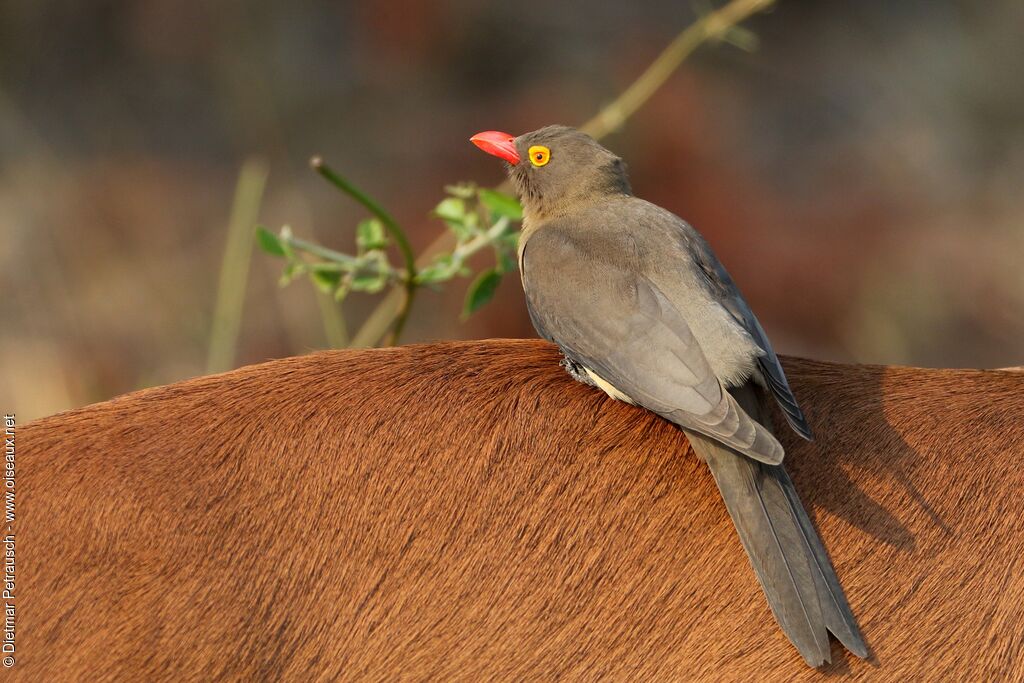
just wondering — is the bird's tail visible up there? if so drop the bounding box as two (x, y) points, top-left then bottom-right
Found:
(685, 387), (867, 666)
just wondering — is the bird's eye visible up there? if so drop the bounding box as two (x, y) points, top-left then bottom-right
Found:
(528, 145), (550, 167)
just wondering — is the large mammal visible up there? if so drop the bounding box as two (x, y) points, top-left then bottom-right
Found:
(14, 339), (1024, 680)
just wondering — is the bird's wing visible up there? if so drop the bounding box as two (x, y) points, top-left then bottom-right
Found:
(523, 228), (784, 465)
(687, 233), (814, 440)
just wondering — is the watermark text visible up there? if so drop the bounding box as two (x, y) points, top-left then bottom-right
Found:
(3, 414), (15, 668)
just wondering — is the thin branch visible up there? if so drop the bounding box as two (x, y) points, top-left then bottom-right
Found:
(579, 0), (775, 139)
(275, 217), (512, 350)
(410, 216), (512, 285)
(451, 216), (511, 264)
(281, 233), (403, 280)
(310, 157), (418, 344)
(285, 234), (362, 268)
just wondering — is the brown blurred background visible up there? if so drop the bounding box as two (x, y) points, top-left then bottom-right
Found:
(2, 0), (1023, 421)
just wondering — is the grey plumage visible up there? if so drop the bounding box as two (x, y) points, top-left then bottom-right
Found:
(523, 220), (787, 464)
(474, 124), (866, 666)
(691, 387), (867, 666)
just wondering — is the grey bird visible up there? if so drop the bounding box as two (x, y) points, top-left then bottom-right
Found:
(471, 125), (867, 666)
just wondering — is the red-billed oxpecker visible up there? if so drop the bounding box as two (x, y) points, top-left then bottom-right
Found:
(471, 125), (867, 667)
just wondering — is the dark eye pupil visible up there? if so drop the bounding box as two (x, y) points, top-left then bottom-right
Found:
(536, 153), (543, 159)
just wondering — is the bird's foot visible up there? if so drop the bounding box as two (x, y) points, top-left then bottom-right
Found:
(560, 356), (597, 387)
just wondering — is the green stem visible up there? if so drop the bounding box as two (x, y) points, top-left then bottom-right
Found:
(275, 232), (404, 281)
(411, 217), (511, 285)
(207, 158), (269, 374)
(316, 290), (350, 348)
(285, 234), (361, 268)
(310, 157), (418, 345)
(452, 217), (511, 263)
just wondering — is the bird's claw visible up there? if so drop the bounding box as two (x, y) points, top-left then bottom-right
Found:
(560, 356), (597, 387)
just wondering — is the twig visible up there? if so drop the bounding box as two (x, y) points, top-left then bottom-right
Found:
(408, 216), (512, 285)
(282, 233), (402, 279)
(579, 0), (774, 139)
(350, 0), (774, 347)
(310, 157), (418, 345)
(449, 217), (511, 266)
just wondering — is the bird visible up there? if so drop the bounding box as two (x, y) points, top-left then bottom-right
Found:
(470, 125), (867, 667)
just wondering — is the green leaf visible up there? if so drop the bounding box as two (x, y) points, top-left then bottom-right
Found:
(434, 197), (466, 223)
(495, 246), (518, 274)
(279, 260), (305, 286)
(356, 218), (388, 251)
(349, 252), (389, 293)
(462, 269), (502, 319)
(478, 189), (523, 221)
(444, 183), (477, 199)
(415, 254), (458, 285)
(414, 267), (439, 285)
(351, 272), (387, 293)
(309, 269), (342, 294)
(433, 197), (473, 239)
(256, 226), (286, 256)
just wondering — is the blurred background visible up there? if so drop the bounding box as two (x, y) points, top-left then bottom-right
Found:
(2, 0), (1023, 421)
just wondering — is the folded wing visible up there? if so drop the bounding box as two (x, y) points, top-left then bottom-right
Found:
(523, 228), (784, 464)
(687, 231), (814, 440)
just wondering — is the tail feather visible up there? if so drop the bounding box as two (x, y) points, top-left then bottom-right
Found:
(692, 432), (830, 665)
(685, 384), (866, 666)
(776, 470), (868, 657)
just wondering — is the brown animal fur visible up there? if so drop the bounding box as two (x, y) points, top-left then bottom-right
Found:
(14, 339), (1024, 681)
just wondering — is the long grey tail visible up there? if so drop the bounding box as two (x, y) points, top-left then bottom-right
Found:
(685, 388), (867, 666)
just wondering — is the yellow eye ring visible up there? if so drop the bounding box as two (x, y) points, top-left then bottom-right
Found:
(528, 145), (550, 167)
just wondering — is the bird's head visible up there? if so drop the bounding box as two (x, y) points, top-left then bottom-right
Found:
(470, 125), (631, 218)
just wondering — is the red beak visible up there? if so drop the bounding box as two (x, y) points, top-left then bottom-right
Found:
(470, 131), (520, 165)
